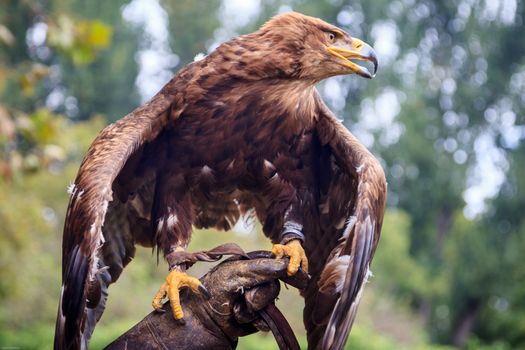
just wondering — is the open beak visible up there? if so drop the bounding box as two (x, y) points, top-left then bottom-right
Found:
(327, 38), (378, 79)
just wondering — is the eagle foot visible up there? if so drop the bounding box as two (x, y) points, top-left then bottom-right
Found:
(271, 239), (309, 276)
(152, 269), (210, 319)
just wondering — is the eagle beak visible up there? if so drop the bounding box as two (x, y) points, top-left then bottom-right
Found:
(327, 38), (378, 79)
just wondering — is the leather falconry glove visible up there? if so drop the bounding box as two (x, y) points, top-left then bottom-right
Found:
(105, 250), (309, 350)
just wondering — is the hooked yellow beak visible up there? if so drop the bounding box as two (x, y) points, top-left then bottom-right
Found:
(327, 38), (378, 79)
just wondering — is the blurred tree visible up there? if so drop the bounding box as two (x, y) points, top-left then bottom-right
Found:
(446, 143), (525, 349)
(0, 0), (141, 121)
(46, 0), (142, 120)
(0, 0), (144, 179)
(161, 0), (222, 65)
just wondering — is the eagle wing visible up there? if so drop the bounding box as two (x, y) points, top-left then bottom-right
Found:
(304, 92), (387, 350)
(54, 79), (183, 350)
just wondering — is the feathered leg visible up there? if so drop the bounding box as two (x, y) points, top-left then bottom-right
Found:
(151, 172), (208, 319)
(272, 202), (309, 275)
(262, 168), (309, 276)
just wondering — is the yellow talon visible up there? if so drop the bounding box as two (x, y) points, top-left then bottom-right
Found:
(152, 282), (167, 311)
(272, 239), (308, 276)
(152, 270), (205, 319)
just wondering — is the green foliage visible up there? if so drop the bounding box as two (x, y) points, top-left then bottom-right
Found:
(0, 115), (103, 320)
(161, 0), (222, 65)
(373, 210), (430, 298)
(47, 15), (113, 65)
(48, 0), (142, 120)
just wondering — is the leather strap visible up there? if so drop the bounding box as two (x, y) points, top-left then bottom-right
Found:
(241, 251), (301, 350)
(166, 243), (249, 270)
(260, 303), (300, 350)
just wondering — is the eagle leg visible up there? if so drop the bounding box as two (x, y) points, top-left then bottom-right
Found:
(272, 239), (309, 276)
(151, 175), (207, 319)
(271, 201), (309, 276)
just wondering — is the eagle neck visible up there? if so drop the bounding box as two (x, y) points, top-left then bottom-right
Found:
(262, 79), (317, 127)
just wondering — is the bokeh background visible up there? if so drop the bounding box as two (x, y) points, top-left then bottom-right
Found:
(1, 0), (524, 349)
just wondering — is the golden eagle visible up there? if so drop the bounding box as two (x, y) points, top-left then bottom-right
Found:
(54, 12), (386, 350)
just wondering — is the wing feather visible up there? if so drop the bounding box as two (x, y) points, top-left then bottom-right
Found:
(305, 93), (387, 350)
(54, 79), (182, 350)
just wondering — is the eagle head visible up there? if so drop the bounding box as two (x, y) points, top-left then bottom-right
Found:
(254, 11), (378, 81)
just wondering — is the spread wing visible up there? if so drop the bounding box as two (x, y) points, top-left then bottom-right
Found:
(304, 92), (387, 350)
(54, 79), (183, 350)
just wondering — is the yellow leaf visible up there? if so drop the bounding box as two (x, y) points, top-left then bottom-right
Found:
(87, 21), (112, 48)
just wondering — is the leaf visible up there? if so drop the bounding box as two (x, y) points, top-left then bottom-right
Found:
(87, 20), (112, 48)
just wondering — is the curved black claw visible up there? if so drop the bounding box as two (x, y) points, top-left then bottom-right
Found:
(199, 283), (211, 300)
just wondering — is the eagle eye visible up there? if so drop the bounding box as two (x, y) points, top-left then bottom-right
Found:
(328, 32), (336, 42)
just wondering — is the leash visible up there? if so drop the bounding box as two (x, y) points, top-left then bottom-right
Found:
(260, 303), (301, 350)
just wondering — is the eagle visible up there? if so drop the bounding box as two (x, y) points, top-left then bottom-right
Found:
(54, 11), (386, 350)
